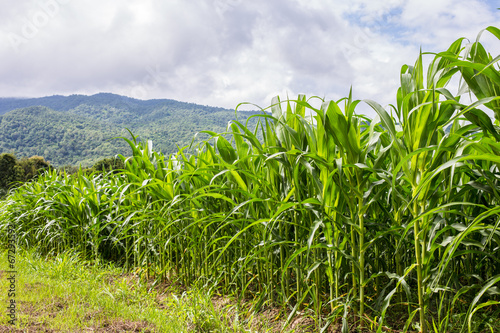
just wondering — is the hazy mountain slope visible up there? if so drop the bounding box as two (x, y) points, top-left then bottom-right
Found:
(0, 106), (130, 166)
(0, 94), (261, 166)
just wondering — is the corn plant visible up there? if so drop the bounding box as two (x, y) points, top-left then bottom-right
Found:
(1, 26), (499, 333)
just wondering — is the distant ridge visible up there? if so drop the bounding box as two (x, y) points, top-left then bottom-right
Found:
(0, 93), (238, 116)
(0, 93), (260, 166)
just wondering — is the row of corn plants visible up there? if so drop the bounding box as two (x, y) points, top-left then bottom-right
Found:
(2, 27), (500, 332)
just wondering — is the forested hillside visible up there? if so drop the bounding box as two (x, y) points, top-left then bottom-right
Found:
(0, 93), (259, 166)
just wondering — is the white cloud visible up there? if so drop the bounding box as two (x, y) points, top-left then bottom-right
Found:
(0, 0), (498, 117)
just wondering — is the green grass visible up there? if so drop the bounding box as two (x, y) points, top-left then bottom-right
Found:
(0, 249), (311, 332)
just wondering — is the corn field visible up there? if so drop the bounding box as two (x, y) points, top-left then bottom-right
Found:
(2, 27), (500, 332)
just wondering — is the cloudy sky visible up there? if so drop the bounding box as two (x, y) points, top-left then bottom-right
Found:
(0, 0), (499, 116)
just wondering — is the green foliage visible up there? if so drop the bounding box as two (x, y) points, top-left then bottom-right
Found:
(92, 157), (124, 173)
(18, 155), (51, 181)
(0, 106), (131, 167)
(58, 164), (82, 175)
(0, 153), (53, 198)
(0, 153), (24, 190)
(0, 249), (272, 332)
(0, 94), (260, 167)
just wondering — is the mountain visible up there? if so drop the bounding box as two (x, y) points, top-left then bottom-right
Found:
(0, 93), (261, 166)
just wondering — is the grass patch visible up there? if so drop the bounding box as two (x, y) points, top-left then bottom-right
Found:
(0, 249), (317, 332)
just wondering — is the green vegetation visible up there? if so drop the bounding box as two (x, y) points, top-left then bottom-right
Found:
(91, 156), (125, 173)
(0, 93), (260, 167)
(0, 153), (51, 197)
(0, 249), (298, 332)
(0, 154), (127, 197)
(1, 27), (500, 332)
(0, 153), (24, 191)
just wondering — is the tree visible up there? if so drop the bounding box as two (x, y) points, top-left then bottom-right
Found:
(18, 155), (51, 181)
(0, 153), (24, 190)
